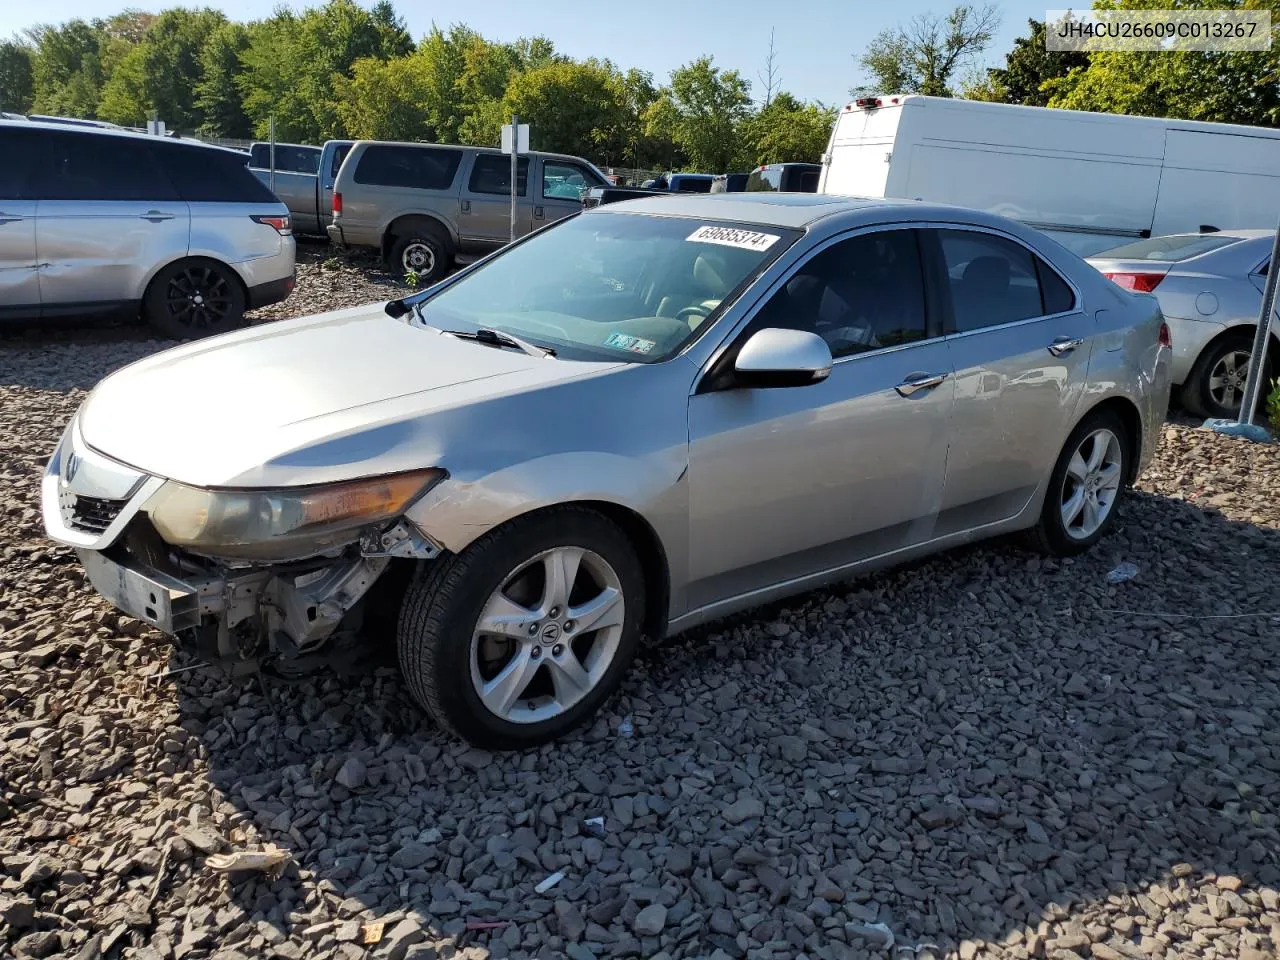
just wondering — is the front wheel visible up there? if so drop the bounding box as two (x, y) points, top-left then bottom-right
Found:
(1029, 408), (1130, 556)
(396, 507), (646, 749)
(143, 259), (246, 340)
(1181, 331), (1272, 420)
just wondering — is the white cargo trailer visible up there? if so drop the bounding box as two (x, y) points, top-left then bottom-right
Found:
(819, 95), (1280, 256)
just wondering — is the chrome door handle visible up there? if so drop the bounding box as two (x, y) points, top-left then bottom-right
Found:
(895, 371), (949, 397)
(140, 210), (176, 222)
(1048, 336), (1085, 357)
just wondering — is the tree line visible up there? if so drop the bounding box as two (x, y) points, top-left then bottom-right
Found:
(860, 0), (1280, 129)
(0, 0), (833, 173)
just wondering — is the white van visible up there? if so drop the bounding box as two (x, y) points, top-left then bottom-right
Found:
(820, 95), (1280, 257)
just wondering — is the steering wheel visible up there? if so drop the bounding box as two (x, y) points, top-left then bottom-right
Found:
(677, 305), (710, 326)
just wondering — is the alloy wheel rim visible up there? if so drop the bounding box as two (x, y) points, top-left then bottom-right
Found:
(469, 546), (625, 724)
(1060, 427), (1123, 540)
(402, 242), (435, 274)
(166, 266), (232, 330)
(1208, 349), (1252, 411)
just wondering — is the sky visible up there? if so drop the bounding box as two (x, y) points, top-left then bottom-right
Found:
(1, 0), (1057, 105)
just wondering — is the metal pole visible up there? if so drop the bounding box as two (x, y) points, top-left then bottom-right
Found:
(1238, 216), (1280, 425)
(268, 116), (277, 197)
(509, 114), (519, 243)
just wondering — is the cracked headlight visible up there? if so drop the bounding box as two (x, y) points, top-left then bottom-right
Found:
(144, 469), (445, 561)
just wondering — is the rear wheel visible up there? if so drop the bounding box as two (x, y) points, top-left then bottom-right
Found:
(1181, 330), (1273, 420)
(1029, 408), (1130, 556)
(388, 230), (450, 284)
(396, 507), (646, 749)
(143, 259), (246, 340)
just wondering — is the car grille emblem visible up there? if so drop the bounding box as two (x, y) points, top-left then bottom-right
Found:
(65, 451), (81, 483)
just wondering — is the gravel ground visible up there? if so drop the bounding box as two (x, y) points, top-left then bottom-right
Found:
(2, 255), (1280, 960)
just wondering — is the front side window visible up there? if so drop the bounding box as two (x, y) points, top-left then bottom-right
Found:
(542, 161), (592, 200)
(409, 213), (799, 362)
(354, 145), (462, 190)
(936, 230), (1047, 333)
(33, 131), (177, 202)
(751, 229), (927, 358)
(469, 154), (529, 196)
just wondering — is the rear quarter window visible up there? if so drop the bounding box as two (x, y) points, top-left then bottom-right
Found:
(155, 143), (279, 203)
(353, 145), (462, 190)
(746, 169), (781, 192)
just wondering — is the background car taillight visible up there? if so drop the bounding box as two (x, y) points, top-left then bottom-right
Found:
(332, 191), (343, 216)
(1158, 321), (1172, 348)
(1103, 272), (1164, 292)
(251, 214), (291, 236)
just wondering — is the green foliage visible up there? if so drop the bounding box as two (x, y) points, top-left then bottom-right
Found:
(502, 60), (629, 161)
(0, 42), (36, 113)
(970, 18), (1088, 106)
(1268, 377), (1280, 430)
(665, 56), (752, 172)
(1046, 0), (1280, 125)
(404, 268), (420, 288)
(28, 19), (106, 117)
(741, 92), (835, 165)
(857, 3), (1001, 98)
(196, 22), (252, 138)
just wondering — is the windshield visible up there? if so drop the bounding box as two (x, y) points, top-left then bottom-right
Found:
(408, 212), (800, 362)
(1096, 234), (1246, 262)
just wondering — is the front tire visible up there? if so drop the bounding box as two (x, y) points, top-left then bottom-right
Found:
(396, 507), (646, 749)
(143, 259), (247, 340)
(1029, 408), (1130, 556)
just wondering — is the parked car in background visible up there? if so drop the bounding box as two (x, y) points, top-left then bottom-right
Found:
(0, 119), (295, 338)
(328, 140), (608, 281)
(822, 95), (1280, 256)
(250, 139), (353, 236)
(711, 173), (749, 193)
(26, 114), (124, 130)
(747, 162), (821, 193)
(1088, 231), (1280, 418)
(44, 193), (1170, 748)
(582, 185), (672, 208)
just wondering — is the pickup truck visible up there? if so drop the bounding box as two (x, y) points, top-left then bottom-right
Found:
(250, 139), (354, 236)
(581, 185), (673, 208)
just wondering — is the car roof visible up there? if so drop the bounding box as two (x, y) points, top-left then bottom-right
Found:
(0, 118), (249, 158)
(587, 192), (1016, 231)
(348, 139), (593, 164)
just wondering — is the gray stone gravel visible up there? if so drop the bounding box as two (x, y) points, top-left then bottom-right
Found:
(2, 256), (1280, 960)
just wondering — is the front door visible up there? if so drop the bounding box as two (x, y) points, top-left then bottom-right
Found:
(924, 226), (1096, 535)
(34, 130), (189, 314)
(686, 228), (955, 611)
(459, 153), (532, 253)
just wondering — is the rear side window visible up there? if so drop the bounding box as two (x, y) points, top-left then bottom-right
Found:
(31, 131), (178, 202)
(0, 128), (42, 199)
(354, 145), (462, 190)
(469, 154), (529, 196)
(153, 143), (279, 203)
(936, 229), (1075, 332)
(1095, 234), (1245, 262)
(674, 178), (712, 193)
(250, 143), (320, 174)
(798, 170), (820, 192)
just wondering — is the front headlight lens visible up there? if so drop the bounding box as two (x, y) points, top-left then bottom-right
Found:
(144, 469), (445, 561)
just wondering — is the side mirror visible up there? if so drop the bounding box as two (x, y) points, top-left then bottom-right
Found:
(733, 328), (833, 388)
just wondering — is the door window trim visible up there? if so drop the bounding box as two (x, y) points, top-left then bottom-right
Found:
(919, 222), (1084, 342)
(694, 223), (948, 395)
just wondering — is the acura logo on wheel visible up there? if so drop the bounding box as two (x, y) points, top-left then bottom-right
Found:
(541, 623), (561, 643)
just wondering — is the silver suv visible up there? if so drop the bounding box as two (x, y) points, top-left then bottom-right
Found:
(0, 121), (296, 339)
(328, 141), (608, 282)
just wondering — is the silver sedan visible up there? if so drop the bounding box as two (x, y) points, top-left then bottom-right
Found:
(1088, 231), (1280, 419)
(42, 194), (1172, 748)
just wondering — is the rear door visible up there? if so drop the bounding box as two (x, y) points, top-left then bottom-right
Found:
(0, 126), (41, 316)
(33, 130), (189, 314)
(458, 152), (532, 252)
(924, 226), (1094, 535)
(536, 158), (603, 228)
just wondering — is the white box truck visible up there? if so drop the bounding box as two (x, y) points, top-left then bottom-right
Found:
(820, 95), (1280, 257)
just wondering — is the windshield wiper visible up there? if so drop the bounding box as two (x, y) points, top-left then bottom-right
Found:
(441, 327), (556, 359)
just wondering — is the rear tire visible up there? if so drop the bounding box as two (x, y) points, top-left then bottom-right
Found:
(396, 507), (646, 749)
(143, 259), (246, 340)
(1181, 330), (1272, 421)
(1028, 407), (1131, 556)
(388, 230), (450, 284)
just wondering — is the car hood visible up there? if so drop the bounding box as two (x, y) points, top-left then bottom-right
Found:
(78, 302), (624, 488)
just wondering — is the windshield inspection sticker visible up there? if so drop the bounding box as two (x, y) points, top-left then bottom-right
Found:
(687, 225), (780, 251)
(604, 332), (657, 354)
